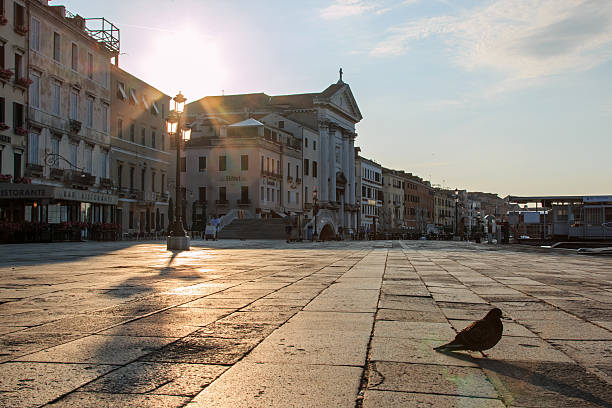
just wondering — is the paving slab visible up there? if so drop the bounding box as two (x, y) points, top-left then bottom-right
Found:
(47, 392), (190, 408)
(188, 362), (362, 408)
(363, 390), (505, 407)
(0, 362), (116, 408)
(368, 361), (499, 397)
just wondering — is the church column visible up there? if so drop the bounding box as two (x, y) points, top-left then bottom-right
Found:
(343, 133), (350, 205)
(319, 124), (329, 202)
(329, 126), (336, 202)
(349, 137), (357, 229)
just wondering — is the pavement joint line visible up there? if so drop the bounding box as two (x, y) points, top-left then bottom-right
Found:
(355, 247), (389, 408)
(364, 388), (507, 401)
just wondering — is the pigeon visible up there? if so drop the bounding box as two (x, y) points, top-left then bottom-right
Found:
(434, 308), (503, 352)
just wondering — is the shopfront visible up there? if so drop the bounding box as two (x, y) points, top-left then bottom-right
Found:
(0, 184), (118, 243)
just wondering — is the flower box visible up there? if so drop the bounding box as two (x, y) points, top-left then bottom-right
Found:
(15, 77), (33, 88)
(14, 127), (28, 136)
(0, 123), (9, 131)
(0, 174), (12, 183)
(0, 16), (8, 26)
(14, 24), (28, 35)
(0, 69), (13, 81)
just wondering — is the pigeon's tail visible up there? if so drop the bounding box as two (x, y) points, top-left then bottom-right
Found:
(434, 342), (467, 352)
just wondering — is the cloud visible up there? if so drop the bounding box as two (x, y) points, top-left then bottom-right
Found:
(320, 0), (379, 19)
(370, 0), (612, 90)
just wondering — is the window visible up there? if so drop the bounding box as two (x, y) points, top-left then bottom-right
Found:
(151, 129), (156, 148)
(296, 164), (299, 177)
(129, 123), (135, 142)
(198, 156), (206, 172)
(99, 150), (107, 178)
(0, 43), (4, 69)
(129, 211), (134, 229)
(102, 103), (109, 132)
(117, 118), (123, 138)
(0, 97), (4, 124)
(266, 188), (270, 201)
(312, 161), (318, 178)
(14, 53), (22, 79)
(86, 96), (94, 127)
(85, 145), (92, 173)
(69, 90), (78, 120)
(296, 192), (300, 205)
(313, 140), (316, 150)
(241, 154), (248, 171)
(14, 2), (24, 27)
(13, 102), (24, 128)
(161, 174), (165, 192)
(129, 167), (135, 190)
(304, 138), (308, 148)
(141, 127), (145, 145)
(304, 159), (309, 175)
(30, 18), (40, 51)
(69, 142), (77, 168)
(266, 157), (269, 172)
(241, 186), (249, 202)
(51, 80), (61, 115)
(219, 155), (227, 171)
(219, 186), (226, 201)
(28, 132), (39, 164)
(287, 191), (291, 203)
(278, 120), (284, 129)
(141, 168), (145, 191)
(53, 32), (61, 62)
(261, 156), (264, 172)
(117, 164), (123, 188)
(151, 172), (156, 192)
(117, 82), (127, 100)
(129, 88), (138, 105)
(199, 187), (206, 202)
(50, 136), (60, 168)
(87, 53), (93, 79)
(180, 157), (186, 172)
(161, 134), (165, 150)
(71, 43), (78, 71)
(260, 186), (264, 201)
(305, 187), (308, 203)
(30, 72), (40, 108)
(287, 162), (291, 177)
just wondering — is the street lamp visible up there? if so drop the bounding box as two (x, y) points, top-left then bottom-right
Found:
(454, 188), (459, 239)
(166, 91), (191, 251)
(312, 188), (319, 241)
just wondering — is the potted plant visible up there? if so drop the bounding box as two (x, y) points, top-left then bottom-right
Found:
(0, 174), (12, 183)
(0, 16), (8, 26)
(0, 123), (9, 131)
(14, 24), (28, 35)
(14, 127), (28, 136)
(15, 77), (33, 88)
(0, 69), (13, 81)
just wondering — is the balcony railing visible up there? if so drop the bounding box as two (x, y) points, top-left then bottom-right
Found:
(25, 163), (43, 177)
(50, 167), (64, 180)
(237, 199), (251, 206)
(100, 177), (113, 188)
(296, 177), (302, 184)
(261, 170), (282, 179)
(64, 170), (95, 186)
(215, 199), (229, 205)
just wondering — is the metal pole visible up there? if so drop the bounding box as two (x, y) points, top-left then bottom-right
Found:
(172, 114), (185, 237)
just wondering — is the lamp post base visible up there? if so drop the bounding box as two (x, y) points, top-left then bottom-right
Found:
(167, 235), (190, 251)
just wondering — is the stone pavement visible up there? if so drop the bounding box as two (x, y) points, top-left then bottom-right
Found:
(0, 240), (610, 407)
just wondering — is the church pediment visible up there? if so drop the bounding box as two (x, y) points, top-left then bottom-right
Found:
(316, 83), (363, 123)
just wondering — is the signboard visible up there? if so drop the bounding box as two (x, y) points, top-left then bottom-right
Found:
(524, 212), (540, 224)
(584, 196), (612, 203)
(0, 184), (118, 205)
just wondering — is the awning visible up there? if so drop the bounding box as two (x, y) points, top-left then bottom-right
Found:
(0, 183), (118, 205)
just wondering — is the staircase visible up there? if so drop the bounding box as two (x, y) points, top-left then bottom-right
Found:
(218, 218), (287, 240)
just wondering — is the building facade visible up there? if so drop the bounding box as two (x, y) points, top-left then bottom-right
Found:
(0, 0), (28, 196)
(178, 117), (305, 230)
(381, 168), (407, 232)
(1, 1), (119, 240)
(356, 154), (383, 234)
(185, 75), (362, 239)
(433, 188), (456, 234)
(404, 175), (434, 234)
(110, 64), (170, 235)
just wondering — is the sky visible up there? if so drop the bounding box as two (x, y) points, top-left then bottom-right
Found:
(53, 0), (612, 197)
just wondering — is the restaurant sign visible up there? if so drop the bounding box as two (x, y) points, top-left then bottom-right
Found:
(0, 184), (118, 205)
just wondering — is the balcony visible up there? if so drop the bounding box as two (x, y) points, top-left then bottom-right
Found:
(304, 202), (313, 211)
(64, 170), (95, 187)
(237, 199), (251, 206)
(69, 119), (82, 134)
(215, 199), (229, 206)
(296, 177), (302, 184)
(100, 177), (113, 189)
(25, 163), (43, 177)
(261, 170), (282, 180)
(50, 168), (65, 180)
(287, 175), (293, 183)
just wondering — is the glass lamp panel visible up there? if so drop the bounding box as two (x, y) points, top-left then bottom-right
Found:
(182, 128), (191, 141)
(166, 120), (178, 134)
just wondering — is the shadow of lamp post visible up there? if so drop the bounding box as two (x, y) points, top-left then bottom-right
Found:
(166, 91), (192, 251)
